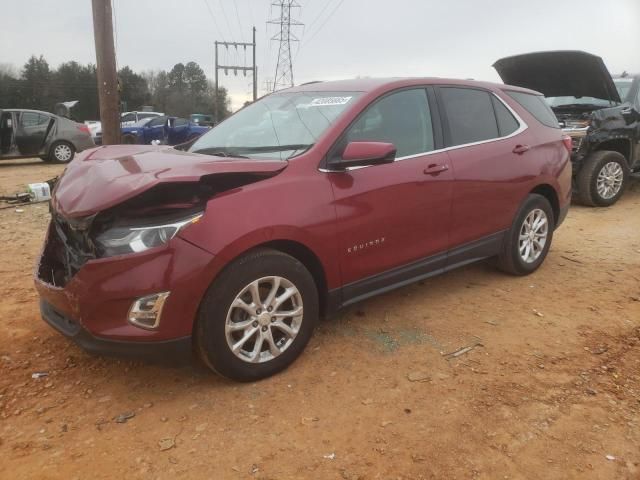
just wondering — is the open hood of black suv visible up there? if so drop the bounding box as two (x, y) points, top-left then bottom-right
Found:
(493, 50), (621, 103)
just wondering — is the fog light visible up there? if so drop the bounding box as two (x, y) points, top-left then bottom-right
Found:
(128, 292), (170, 330)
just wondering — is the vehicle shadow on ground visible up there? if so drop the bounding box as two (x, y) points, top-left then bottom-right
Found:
(0, 160), (46, 168)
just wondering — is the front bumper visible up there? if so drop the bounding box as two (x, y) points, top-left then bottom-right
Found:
(34, 220), (221, 361)
(40, 300), (192, 363)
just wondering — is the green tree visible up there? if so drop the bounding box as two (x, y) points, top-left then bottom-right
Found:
(21, 55), (51, 109)
(52, 61), (98, 120)
(118, 66), (149, 111)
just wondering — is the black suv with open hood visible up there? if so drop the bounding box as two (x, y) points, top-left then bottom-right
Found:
(494, 51), (640, 206)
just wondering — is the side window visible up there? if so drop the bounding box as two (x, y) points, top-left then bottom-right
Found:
(121, 113), (136, 123)
(505, 91), (559, 128)
(345, 89), (434, 158)
(20, 112), (41, 127)
(137, 113), (156, 120)
(147, 116), (167, 127)
(636, 85), (640, 109)
(440, 87), (499, 146)
(37, 114), (51, 126)
(492, 96), (519, 136)
(173, 118), (188, 127)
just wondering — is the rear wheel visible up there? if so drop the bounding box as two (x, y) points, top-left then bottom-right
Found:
(496, 194), (554, 276)
(196, 248), (318, 381)
(122, 134), (136, 144)
(577, 151), (628, 207)
(48, 141), (75, 164)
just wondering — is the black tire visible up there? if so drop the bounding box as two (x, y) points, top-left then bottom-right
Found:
(48, 141), (75, 164)
(496, 194), (555, 276)
(122, 134), (136, 145)
(196, 248), (319, 381)
(576, 151), (628, 207)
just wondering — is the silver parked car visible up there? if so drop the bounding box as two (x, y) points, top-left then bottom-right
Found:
(0, 109), (95, 163)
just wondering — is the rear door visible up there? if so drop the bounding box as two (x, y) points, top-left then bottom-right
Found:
(436, 86), (532, 261)
(328, 88), (454, 302)
(15, 112), (51, 155)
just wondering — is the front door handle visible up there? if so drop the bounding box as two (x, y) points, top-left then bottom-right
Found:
(423, 163), (449, 175)
(513, 144), (530, 155)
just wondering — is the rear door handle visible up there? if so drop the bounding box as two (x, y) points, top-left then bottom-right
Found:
(513, 144), (530, 155)
(423, 163), (449, 175)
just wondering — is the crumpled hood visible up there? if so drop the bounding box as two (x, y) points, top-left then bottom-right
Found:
(493, 50), (621, 103)
(52, 145), (288, 218)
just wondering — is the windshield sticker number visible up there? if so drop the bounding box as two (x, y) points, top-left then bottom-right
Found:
(309, 96), (352, 107)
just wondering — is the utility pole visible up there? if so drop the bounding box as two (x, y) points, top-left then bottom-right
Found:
(91, 0), (120, 144)
(213, 27), (258, 124)
(268, 1), (303, 92)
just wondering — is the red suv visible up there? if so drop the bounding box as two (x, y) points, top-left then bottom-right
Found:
(35, 78), (572, 381)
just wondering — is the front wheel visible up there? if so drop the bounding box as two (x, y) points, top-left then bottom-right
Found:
(48, 141), (75, 164)
(196, 248), (319, 381)
(576, 151), (628, 207)
(496, 194), (555, 276)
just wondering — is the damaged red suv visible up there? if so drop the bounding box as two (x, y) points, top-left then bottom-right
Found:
(35, 78), (572, 381)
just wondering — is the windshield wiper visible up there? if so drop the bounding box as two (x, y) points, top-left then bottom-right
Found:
(229, 144), (313, 154)
(552, 103), (611, 109)
(191, 147), (249, 158)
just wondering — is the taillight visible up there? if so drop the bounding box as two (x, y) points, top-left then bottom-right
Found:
(77, 124), (91, 134)
(562, 135), (572, 152)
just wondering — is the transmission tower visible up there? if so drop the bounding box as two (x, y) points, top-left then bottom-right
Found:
(268, 1), (303, 91)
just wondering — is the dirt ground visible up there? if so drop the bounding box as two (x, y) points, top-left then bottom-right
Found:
(0, 158), (639, 480)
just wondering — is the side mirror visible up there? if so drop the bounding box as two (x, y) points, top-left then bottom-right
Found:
(328, 141), (396, 170)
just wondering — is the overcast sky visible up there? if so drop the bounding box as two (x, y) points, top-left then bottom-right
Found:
(1, 0), (639, 111)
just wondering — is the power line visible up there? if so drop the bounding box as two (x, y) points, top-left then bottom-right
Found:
(232, 0), (244, 40)
(305, 0), (334, 32)
(300, 0), (344, 50)
(202, 0), (226, 42)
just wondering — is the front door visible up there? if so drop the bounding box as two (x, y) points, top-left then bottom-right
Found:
(0, 110), (15, 157)
(167, 118), (189, 145)
(327, 88), (453, 303)
(143, 116), (168, 144)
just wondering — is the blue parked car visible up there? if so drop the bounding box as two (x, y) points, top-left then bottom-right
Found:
(120, 116), (210, 145)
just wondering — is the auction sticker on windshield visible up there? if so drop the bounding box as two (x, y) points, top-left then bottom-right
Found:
(309, 96), (353, 107)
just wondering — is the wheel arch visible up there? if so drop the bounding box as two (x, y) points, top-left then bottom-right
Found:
(529, 183), (559, 227)
(251, 239), (330, 317)
(593, 138), (632, 167)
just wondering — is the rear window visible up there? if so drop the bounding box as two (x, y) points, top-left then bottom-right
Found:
(505, 91), (559, 128)
(440, 87), (499, 146)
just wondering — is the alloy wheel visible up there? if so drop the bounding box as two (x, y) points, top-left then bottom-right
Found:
(518, 208), (548, 264)
(596, 161), (624, 200)
(54, 144), (73, 162)
(225, 276), (304, 363)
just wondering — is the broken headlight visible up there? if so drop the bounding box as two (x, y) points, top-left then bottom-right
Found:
(95, 212), (203, 256)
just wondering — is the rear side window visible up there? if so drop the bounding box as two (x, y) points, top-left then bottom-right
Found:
(492, 97), (519, 136)
(440, 87), (499, 146)
(505, 91), (559, 128)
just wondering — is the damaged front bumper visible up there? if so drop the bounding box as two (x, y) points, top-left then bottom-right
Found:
(34, 219), (219, 363)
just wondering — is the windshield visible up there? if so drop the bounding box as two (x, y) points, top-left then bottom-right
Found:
(614, 79), (633, 102)
(545, 96), (616, 109)
(189, 91), (361, 159)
